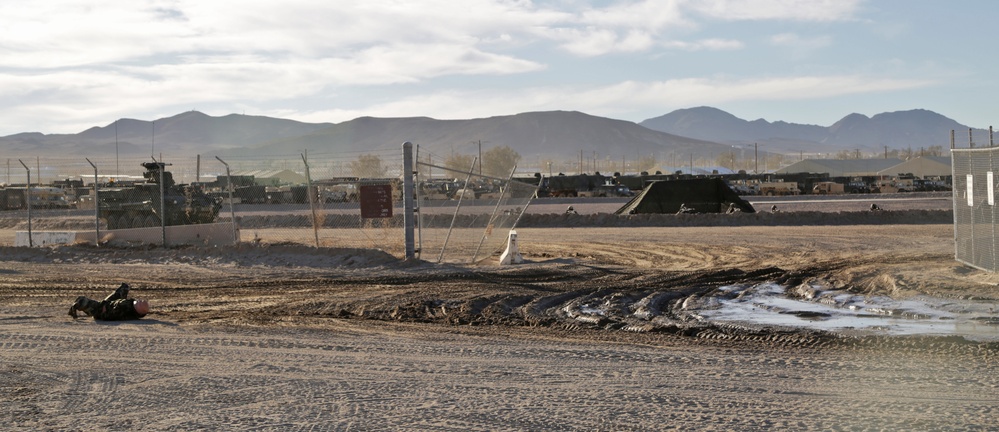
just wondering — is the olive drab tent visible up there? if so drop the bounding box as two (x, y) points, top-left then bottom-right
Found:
(614, 178), (756, 215)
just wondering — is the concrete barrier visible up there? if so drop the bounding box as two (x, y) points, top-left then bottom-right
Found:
(16, 222), (239, 247)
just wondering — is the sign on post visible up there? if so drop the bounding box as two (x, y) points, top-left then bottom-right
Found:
(360, 184), (393, 218)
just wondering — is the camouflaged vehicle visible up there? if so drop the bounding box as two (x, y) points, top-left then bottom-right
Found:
(100, 162), (221, 229)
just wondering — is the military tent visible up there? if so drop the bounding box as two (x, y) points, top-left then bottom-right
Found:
(614, 178), (756, 215)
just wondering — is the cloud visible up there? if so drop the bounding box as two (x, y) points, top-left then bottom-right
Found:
(770, 33), (833, 49)
(687, 0), (863, 22)
(0, 1), (959, 135)
(664, 38), (743, 51)
(541, 0), (860, 56)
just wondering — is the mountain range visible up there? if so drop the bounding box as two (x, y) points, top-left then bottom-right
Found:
(640, 106), (974, 154)
(0, 108), (981, 164)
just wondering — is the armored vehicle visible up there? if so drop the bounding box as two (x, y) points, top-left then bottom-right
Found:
(100, 161), (221, 229)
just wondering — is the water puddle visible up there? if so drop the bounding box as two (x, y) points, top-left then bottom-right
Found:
(693, 283), (999, 341)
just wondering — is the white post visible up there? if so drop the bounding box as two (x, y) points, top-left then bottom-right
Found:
(498, 230), (523, 265)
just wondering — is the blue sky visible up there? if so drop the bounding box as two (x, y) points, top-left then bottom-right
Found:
(1, 0), (995, 136)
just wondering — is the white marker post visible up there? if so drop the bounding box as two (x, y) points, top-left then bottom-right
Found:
(499, 230), (523, 265)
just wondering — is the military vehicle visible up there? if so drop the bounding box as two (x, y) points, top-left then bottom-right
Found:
(100, 161), (222, 229)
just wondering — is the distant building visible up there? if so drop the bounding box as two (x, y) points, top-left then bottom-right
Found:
(877, 156), (951, 178)
(232, 169), (307, 186)
(655, 166), (737, 176)
(775, 158), (903, 177)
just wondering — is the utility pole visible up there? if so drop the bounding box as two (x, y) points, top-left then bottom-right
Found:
(114, 120), (119, 177)
(754, 143), (758, 174)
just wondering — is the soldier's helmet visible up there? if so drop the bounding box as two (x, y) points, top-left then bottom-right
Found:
(133, 299), (150, 315)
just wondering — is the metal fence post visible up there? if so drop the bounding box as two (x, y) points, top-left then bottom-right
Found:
(414, 144), (423, 259)
(301, 152), (319, 248)
(403, 142), (416, 260)
(157, 160), (167, 246)
(86, 158), (100, 246)
(215, 156), (238, 244)
(17, 159), (31, 247)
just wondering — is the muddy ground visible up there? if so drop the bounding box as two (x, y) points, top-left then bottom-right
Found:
(2, 203), (999, 430)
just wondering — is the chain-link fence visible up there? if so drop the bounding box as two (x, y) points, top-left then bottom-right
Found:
(952, 146), (998, 272)
(1, 148), (407, 254)
(413, 145), (539, 264)
(2, 145), (538, 263)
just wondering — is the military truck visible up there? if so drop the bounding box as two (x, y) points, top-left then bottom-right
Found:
(758, 181), (800, 196)
(99, 161), (221, 229)
(812, 181), (845, 195)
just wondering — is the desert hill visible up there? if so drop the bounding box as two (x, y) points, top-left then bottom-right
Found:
(640, 106), (978, 154)
(0, 108), (983, 164)
(0, 111), (730, 165)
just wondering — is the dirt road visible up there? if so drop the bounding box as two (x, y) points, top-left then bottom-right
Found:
(2, 223), (998, 430)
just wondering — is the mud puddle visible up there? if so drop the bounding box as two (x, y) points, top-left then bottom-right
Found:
(691, 283), (999, 341)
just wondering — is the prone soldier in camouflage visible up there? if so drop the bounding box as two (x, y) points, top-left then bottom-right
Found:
(69, 283), (150, 321)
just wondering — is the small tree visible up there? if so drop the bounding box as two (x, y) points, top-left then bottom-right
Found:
(716, 151), (737, 171)
(444, 153), (476, 173)
(349, 154), (386, 178)
(637, 154), (657, 173)
(482, 145), (521, 177)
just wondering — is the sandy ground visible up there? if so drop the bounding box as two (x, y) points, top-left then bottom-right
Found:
(2, 211), (999, 430)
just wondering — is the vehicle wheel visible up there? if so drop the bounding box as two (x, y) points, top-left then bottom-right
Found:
(131, 215), (147, 228)
(116, 215), (131, 229)
(106, 216), (118, 230)
(146, 215), (160, 227)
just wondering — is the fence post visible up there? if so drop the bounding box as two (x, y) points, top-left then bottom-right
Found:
(17, 159), (31, 247)
(86, 158), (100, 246)
(301, 152), (319, 248)
(403, 142), (416, 260)
(215, 156), (239, 244)
(414, 145), (423, 259)
(155, 160), (168, 247)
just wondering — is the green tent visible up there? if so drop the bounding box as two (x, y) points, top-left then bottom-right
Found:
(614, 178), (756, 215)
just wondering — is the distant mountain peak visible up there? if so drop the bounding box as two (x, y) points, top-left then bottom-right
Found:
(640, 106), (974, 153)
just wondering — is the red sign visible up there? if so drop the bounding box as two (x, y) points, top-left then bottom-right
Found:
(359, 184), (393, 218)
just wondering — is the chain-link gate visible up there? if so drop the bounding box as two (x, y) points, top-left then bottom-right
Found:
(411, 145), (538, 264)
(952, 146), (999, 272)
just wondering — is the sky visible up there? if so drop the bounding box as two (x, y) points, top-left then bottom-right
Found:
(1, 0), (996, 136)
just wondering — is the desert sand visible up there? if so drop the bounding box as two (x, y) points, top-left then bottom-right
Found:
(2, 214), (999, 430)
